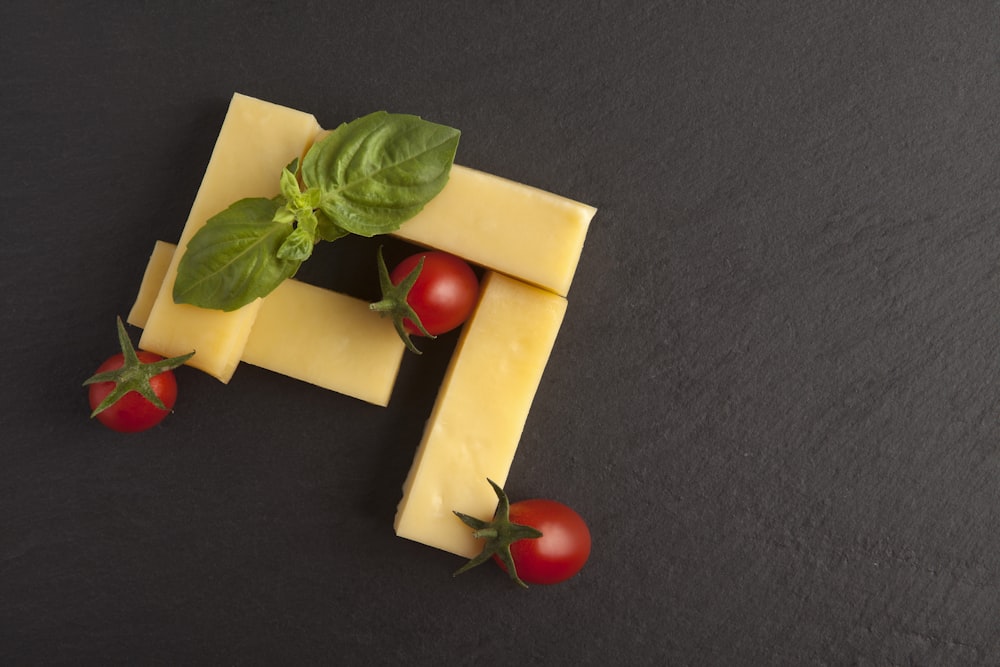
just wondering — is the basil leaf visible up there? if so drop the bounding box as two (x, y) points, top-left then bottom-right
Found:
(272, 206), (296, 224)
(173, 197), (301, 312)
(315, 209), (349, 242)
(277, 208), (319, 261)
(301, 111), (460, 237)
(279, 165), (301, 203)
(276, 226), (314, 261)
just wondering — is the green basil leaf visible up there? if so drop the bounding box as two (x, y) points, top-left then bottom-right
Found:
(279, 166), (301, 203)
(301, 111), (460, 237)
(272, 206), (296, 224)
(315, 209), (349, 242)
(276, 226), (315, 261)
(173, 197), (301, 312)
(277, 208), (319, 261)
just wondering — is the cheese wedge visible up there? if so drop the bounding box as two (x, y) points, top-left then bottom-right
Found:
(129, 242), (404, 406)
(392, 165), (595, 297)
(394, 272), (567, 557)
(139, 93), (323, 382)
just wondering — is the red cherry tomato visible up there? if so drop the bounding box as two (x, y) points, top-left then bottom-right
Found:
(389, 251), (478, 336)
(87, 351), (179, 433)
(499, 499), (592, 585)
(84, 317), (193, 433)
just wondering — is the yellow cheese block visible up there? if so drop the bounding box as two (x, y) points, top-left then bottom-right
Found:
(128, 242), (405, 406)
(393, 164), (596, 296)
(241, 278), (404, 405)
(139, 93), (323, 382)
(394, 272), (567, 557)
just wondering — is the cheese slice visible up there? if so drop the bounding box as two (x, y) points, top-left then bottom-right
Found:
(394, 272), (567, 557)
(242, 278), (404, 405)
(139, 93), (322, 382)
(129, 242), (405, 406)
(393, 164), (596, 296)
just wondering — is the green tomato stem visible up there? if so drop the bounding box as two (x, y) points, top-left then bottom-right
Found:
(369, 245), (436, 354)
(83, 317), (195, 417)
(453, 479), (543, 589)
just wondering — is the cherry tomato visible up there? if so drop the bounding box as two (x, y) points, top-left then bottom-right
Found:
(87, 351), (179, 433)
(84, 317), (193, 433)
(389, 251), (478, 336)
(501, 499), (592, 585)
(454, 480), (591, 587)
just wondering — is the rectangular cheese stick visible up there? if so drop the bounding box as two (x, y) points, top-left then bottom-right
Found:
(129, 241), (404, 407)
(139, 93), (322, 382)
(393, 164), (596, 296)
(242, 278), (404, 406)
(394, 272), (567, 557)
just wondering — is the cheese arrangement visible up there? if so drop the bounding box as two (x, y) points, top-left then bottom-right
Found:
(98, 92), (597, 582)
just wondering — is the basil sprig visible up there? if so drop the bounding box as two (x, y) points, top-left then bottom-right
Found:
(173, 111), (460, 312)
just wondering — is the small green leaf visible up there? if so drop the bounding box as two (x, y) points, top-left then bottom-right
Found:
(173, 197), (301, 311)
(279, 166), (301, 202)
(277, 198), (320, 261)
(277, 225), (314, 261)
(301, 111), (460, 236)
(272, 207), (296, 224)
(302, 185), (323, 209)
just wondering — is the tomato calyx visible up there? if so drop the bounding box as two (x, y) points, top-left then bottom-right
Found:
(369, 245), (435, 354)
(83, 316), (195, 417)
(453, 479), (543, 588)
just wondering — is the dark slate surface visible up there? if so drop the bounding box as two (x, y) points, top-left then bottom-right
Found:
(3, 1), (999, 664)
